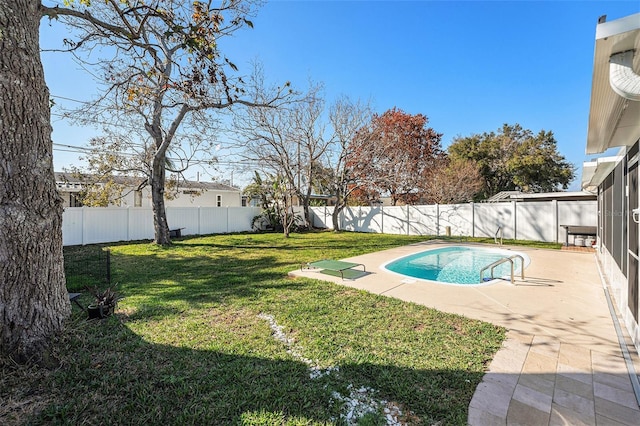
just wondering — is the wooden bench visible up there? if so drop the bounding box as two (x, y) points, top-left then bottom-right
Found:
(560, 225), (597, 246)
(302, 259), (366, 280)
(169, 228), (185, 238)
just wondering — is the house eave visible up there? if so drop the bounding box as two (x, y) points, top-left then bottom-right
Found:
(586, 13), (640, 155)
(581, 154), (625, 190)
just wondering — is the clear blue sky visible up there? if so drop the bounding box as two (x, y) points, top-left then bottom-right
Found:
(41, 0), (640, 190)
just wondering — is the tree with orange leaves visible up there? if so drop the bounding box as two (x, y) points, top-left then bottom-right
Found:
(347, 108), (444, 206)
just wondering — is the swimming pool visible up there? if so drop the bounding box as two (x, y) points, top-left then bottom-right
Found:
(382, 246), (530, 285)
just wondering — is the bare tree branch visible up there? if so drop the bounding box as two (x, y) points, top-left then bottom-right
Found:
(44, 0), (291, 244)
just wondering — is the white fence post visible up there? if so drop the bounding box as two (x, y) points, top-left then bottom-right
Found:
(471, 202), (475, 238)
(126, 206), (131, 242)
(82, 206), (87, 245)
(512, 200), (517, 240)
(552, 200), (558, 243)
(406, 205), (410, 236)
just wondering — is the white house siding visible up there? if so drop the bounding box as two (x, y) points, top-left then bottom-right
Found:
(582, 13), (640, 354)
(164, 189), (241, 207)
(599, 245), (636, 348)
(55, 173), (242, 208)
(130, 187), (241, 208)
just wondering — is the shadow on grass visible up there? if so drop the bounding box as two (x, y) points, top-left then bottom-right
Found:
(173, 236), (434, 252)
(87, 248), (302, 311)
(1, 313), (480, 425)
(52, 234), (509, 424)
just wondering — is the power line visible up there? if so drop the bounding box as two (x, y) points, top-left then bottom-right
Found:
(49, 95), (262, 168)
(50, 94), (91, 104)
(52, 143), (260, 167)
(53, 142), (93, 152)
(49, 112), (242, 147)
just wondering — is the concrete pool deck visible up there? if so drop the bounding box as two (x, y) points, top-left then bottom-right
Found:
(290, 240), (640, 425)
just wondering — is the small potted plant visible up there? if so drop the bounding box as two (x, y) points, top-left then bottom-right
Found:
(86, 285), (123, 319)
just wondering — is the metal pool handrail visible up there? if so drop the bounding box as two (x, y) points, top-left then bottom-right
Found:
(495, 226), (503, 245)
(479, 254), (525, 284)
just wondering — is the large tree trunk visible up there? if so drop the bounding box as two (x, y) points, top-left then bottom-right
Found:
(332, 200), (345, 232)
(331, 207), (341, 231)
(302, 196), (311, 229)
(151, 155), (171, 246)
(0, 0), (70, 362)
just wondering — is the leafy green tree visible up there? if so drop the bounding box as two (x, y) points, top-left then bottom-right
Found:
(448, 123), (574, 199)
(509, 131), (575, 193)
(244, 172), (301, 237)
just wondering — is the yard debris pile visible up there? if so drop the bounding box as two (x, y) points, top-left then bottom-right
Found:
(258, 313), (414, 425)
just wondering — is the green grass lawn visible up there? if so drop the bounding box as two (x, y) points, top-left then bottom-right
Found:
(0, 231), (541, 425)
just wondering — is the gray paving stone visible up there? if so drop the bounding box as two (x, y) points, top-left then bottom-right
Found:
(594, 397), (640, 425)
(553, 388), (595, 415)
(550, 403), (596, 426)
(507, 398), (550, 426)
(513, 383), (553, 413)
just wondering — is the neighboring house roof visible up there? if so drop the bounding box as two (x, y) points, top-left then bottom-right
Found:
(507, 191), (597, 202)
(178, 179), (239, 192)
(486, 191), (596, 202)
(54, 172), (239, 192)
(55, 172), (144, 190)
(484, 191), (522, 203)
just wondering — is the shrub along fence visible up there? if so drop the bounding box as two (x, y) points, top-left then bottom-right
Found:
(310, 200), (597, 244)
(62, 206), (262, 246)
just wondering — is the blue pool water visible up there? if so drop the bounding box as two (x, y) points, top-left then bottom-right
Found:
(383, 246), (529, 285)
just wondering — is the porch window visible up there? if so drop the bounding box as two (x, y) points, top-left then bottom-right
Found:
(69, 193), (83, 207)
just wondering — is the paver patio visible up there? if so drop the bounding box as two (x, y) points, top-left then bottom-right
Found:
(290, 240), (640, 425)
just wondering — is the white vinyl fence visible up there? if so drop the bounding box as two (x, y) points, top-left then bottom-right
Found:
(63, 201), (597, 246)
(310, 200), (597, 243)
(62, 206), (261, 246)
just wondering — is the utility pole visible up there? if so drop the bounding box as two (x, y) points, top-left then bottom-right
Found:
(296, 138), (301, 206)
